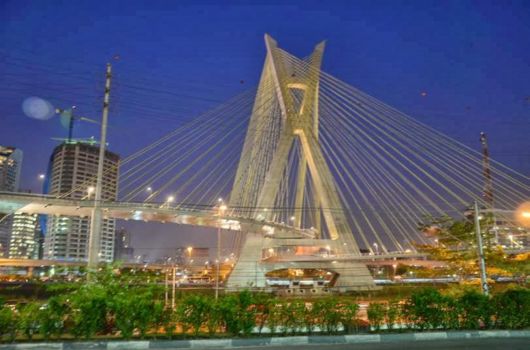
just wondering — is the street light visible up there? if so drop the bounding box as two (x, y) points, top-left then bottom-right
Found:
(373, 242), (379, 255)
(38, 174), (45, 180)
(162, 195), (174, 208)
(515, 202), (530, 227)
(86, 186), (95, 199)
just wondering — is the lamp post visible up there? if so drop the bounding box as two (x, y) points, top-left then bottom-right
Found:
(474, 200), (490, 296)
(164, 195), (174, 208)
(84, 186), (95, 200)
(216, 202), (227, 300)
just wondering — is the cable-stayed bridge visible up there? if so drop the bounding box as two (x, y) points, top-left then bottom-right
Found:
(1, 35), (530, 291)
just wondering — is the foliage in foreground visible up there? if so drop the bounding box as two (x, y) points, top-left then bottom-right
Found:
(0, 268), (529, 342)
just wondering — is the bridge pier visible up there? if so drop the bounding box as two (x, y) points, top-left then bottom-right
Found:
(226, 232), (378, 292)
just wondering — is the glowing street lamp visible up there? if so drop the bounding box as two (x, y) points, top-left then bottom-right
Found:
(87, 186), (95, 199)
(38, 174), (45, 180)
(515, 202), (530, 227)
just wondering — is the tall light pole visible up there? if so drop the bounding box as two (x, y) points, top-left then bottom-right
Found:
(87, 63), (112, 271)
(216, 202), (227, 300)
(474, 200), (490, 296)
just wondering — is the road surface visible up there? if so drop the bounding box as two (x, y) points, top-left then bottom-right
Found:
(149, 338), (529, 350)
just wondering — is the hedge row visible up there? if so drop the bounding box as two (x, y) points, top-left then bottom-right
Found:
(1, 285), (529, 342)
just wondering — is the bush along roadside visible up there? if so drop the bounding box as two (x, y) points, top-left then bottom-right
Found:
(0, 269), (529, 342)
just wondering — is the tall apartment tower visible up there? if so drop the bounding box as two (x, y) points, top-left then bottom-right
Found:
(43, 142), (120, 262)
(8, 213), (40, 259)
(0, 146), (23, 257)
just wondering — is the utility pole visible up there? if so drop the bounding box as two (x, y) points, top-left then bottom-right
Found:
(480, 132), (497, 245)
(164, 267), (169, 308)
(172, 266), (176, 310)
(480, 132), (494, 208)
(215, 203), (227, 300)
(87, 63), (112, 270)
(215, 220), (221, 300)
(474, 200), (490, 296)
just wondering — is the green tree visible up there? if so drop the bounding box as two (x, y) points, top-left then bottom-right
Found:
(17, 302), (41, 340)
(69, 284), (108, 339)
(367, 303), (386, 331)
(176, 295), (208, 336)
(254, 294), (273, 336)
(403, 288), (446, 330)
(492, 288), (530, 329)
(38, 296), (68, 340)
(219, 291), (256, 336)
(457, 289), (491, 329)
(386, 301), (400, 330)
(0, 301), (17, 342)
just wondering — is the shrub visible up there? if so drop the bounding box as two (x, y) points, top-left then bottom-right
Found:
(0, 303), (17, 342)
(492, 288), (530, 329)
(367, 303), (386, 331)
(340, 301), (360, 333)
(457, 290), (492, 329)
(266, 300), (282, 335)
(38, 296), (68, 340)
(17, 302), (41, 340)
(205, 301), (222, 336)
(386, 301), (400, 330)
(176, 294), (210, 336)
(219, 291), (256, 336)
(111, 290), (159, 339)
(314, 298), (352, 334)
(403, 288), (446, 330)
(254, 294), (274, 335)
(69, 285), (108, 339)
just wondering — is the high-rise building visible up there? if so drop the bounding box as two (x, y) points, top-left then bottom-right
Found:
(114, 227), (134, 262)
(0, 146), (23, 192)
(8, 213), (39, 259)
(43, 142), (120, 262)
(0, 146), (23, 257)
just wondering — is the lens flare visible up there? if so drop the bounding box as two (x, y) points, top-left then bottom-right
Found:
(22, 97), (55, 120)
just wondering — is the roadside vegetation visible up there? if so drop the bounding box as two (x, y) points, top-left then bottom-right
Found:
(0, 266), (529, 343)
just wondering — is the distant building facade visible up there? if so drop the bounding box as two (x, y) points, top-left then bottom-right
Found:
(0, 146), (23, 257)
(114, 227), (134, 262)
(43, 142), (120, 262)
(8, 213), (40, 259)
(176, 246), (210, 265)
